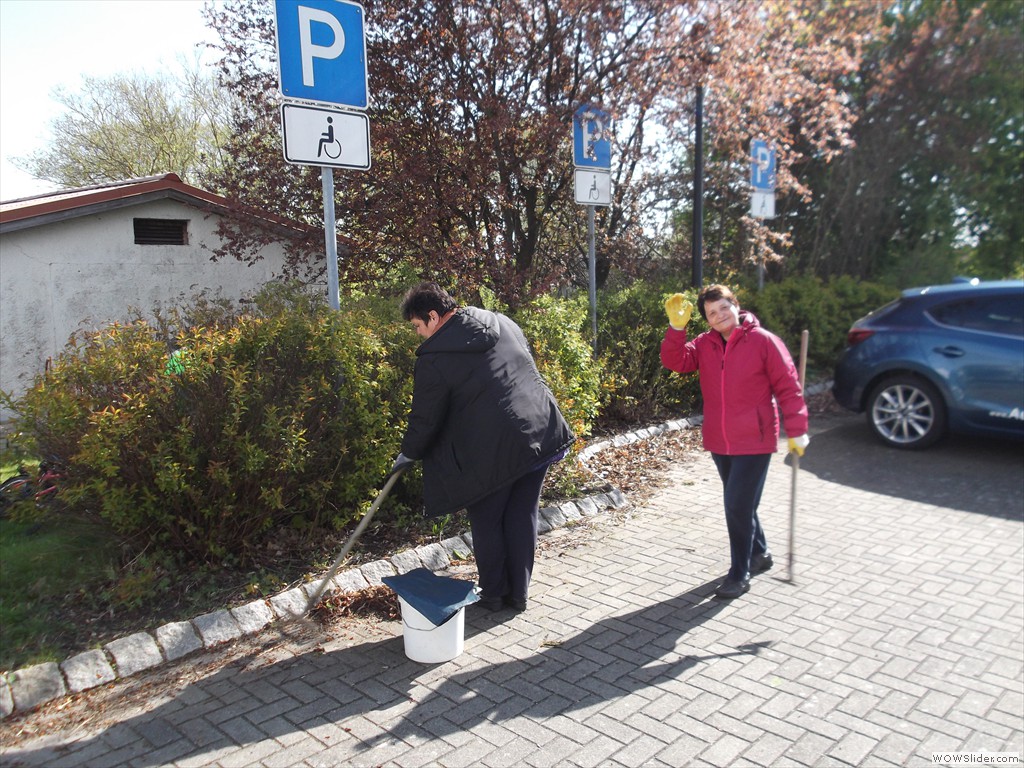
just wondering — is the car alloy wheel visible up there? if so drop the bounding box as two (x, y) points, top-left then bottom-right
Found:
(867, 375), (947, 449)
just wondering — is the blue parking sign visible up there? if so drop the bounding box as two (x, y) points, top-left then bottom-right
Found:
(573, 104), (612, 169)
(275, 0), (368, 109)
(750, 139), (775, 191)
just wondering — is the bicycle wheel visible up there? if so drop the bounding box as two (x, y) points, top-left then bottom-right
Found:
(0, 474), (34, 518)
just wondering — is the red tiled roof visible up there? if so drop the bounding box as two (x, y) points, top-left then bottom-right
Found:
(0, 173), (313, 237)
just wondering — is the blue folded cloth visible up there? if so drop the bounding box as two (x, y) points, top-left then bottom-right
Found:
(381, 568), (480, 626)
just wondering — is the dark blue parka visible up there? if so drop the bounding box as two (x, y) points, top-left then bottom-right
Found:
(400, 307), (574, 517)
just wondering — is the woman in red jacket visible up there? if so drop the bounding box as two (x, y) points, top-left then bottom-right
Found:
(660, 284), (809, 599)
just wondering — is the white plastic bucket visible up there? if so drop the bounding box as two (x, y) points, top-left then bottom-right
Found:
(397, 596), (465, 663)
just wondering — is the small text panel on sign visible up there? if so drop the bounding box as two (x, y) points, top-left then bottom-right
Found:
(750, 191), (775, 219)
(281, 103), (371, 170)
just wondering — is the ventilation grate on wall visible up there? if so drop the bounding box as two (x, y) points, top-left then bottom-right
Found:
(133, 218), (188, 245)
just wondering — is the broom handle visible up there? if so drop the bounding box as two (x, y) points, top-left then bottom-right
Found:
(298, 465), (408, 618)
(798, 330), (809, 392)
(787, 330), (809, 583)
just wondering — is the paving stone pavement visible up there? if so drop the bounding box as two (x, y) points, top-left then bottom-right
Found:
(1, 414), (1021, 767)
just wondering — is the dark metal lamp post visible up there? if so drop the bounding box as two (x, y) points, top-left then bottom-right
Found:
(692, 83), (704, 290)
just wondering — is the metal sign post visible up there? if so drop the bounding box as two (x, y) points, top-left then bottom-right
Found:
(573, 104), (612, 354)
(587, 206), (597, 346)
(321, 168), (340, 311)
(693, 84), (704, 290)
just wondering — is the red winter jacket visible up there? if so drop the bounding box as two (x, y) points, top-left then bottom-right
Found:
(660, 311), (808, 455)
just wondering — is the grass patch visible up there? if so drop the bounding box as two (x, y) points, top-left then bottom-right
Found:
(0, 516), (122, 670)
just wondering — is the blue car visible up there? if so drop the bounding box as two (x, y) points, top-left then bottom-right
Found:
(832, 280), (1024, 449)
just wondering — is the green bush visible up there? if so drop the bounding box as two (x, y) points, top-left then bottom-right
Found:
(8, 285), (417, 565)
(596, 279), (702, 424)
(513, 294), (604, 445)
(738, 275), (898, 377)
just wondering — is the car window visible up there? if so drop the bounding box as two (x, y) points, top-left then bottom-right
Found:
(928, 295), (1024, 338)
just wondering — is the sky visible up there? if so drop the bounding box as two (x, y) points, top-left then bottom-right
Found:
(0, 0), (219, 201)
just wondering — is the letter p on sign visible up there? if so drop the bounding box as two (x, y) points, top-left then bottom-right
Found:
(298, 6), (345, 87)
(276, 0), (368, 110)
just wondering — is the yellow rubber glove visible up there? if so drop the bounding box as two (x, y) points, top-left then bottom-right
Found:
(664, 294), (693, 330)
(788, 434), (810, 457)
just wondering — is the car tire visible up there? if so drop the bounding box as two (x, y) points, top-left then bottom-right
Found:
(866, 375), (948, 449)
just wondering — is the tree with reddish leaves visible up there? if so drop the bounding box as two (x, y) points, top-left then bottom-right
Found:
(204, 0), (880, 304)
(784, 0), (1023, 284)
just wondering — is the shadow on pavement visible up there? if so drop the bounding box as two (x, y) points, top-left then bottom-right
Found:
(797, 414), (1024, 521)
(358, 579), (764, 751)
(6, 581), (769, 767)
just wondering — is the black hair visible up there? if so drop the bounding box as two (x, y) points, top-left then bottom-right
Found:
(400, 281), (459, 323)
(696, 284), (739, 321)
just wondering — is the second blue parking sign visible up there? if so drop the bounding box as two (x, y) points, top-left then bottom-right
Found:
(573, 104), (612, 169)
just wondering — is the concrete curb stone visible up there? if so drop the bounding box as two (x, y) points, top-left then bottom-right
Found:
(268, 587), (307, 619)
(330, 568), (369, 593)
(8, 663), (65, 713)
(155, 620), (203, 662)
(438, 535), (472, 561)
(192, 609), (243, 647)
(389, 548), (423, 574)
(359, 558), (397, 586)
(299, 576), (331, 603)
(415, 542), (450, 571)
(104, 632), (163, 678)
(536, 507), (554, 534)
(60, 649), (116, 694)
(0, 416), (698, 719)
(230, 599), (275, 635)
(0, 678), (12, 720)
(559, 500), (583, 522)
(540, 504), (567, 530)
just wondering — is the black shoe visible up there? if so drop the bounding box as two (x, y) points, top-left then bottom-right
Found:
(715, 578), (750, 599)
(475, 596), (505, 611)
(504, 596), (527, 612)
(750, 552), (774, 574)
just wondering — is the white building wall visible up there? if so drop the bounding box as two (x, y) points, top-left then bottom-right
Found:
(0, 199), (298, 422)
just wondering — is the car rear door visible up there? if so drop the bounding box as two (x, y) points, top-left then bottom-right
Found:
(923, 294), (1024, 438)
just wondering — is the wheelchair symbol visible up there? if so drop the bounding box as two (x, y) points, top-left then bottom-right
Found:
(318, 117), (343, 159)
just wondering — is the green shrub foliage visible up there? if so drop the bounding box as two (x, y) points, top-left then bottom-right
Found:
(738, 276), (898, 376)
(596, 280), (702, 423)
(512, 293), (603, 444)
(10, 286), (416, 564)
(4, 276), (897, 567)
